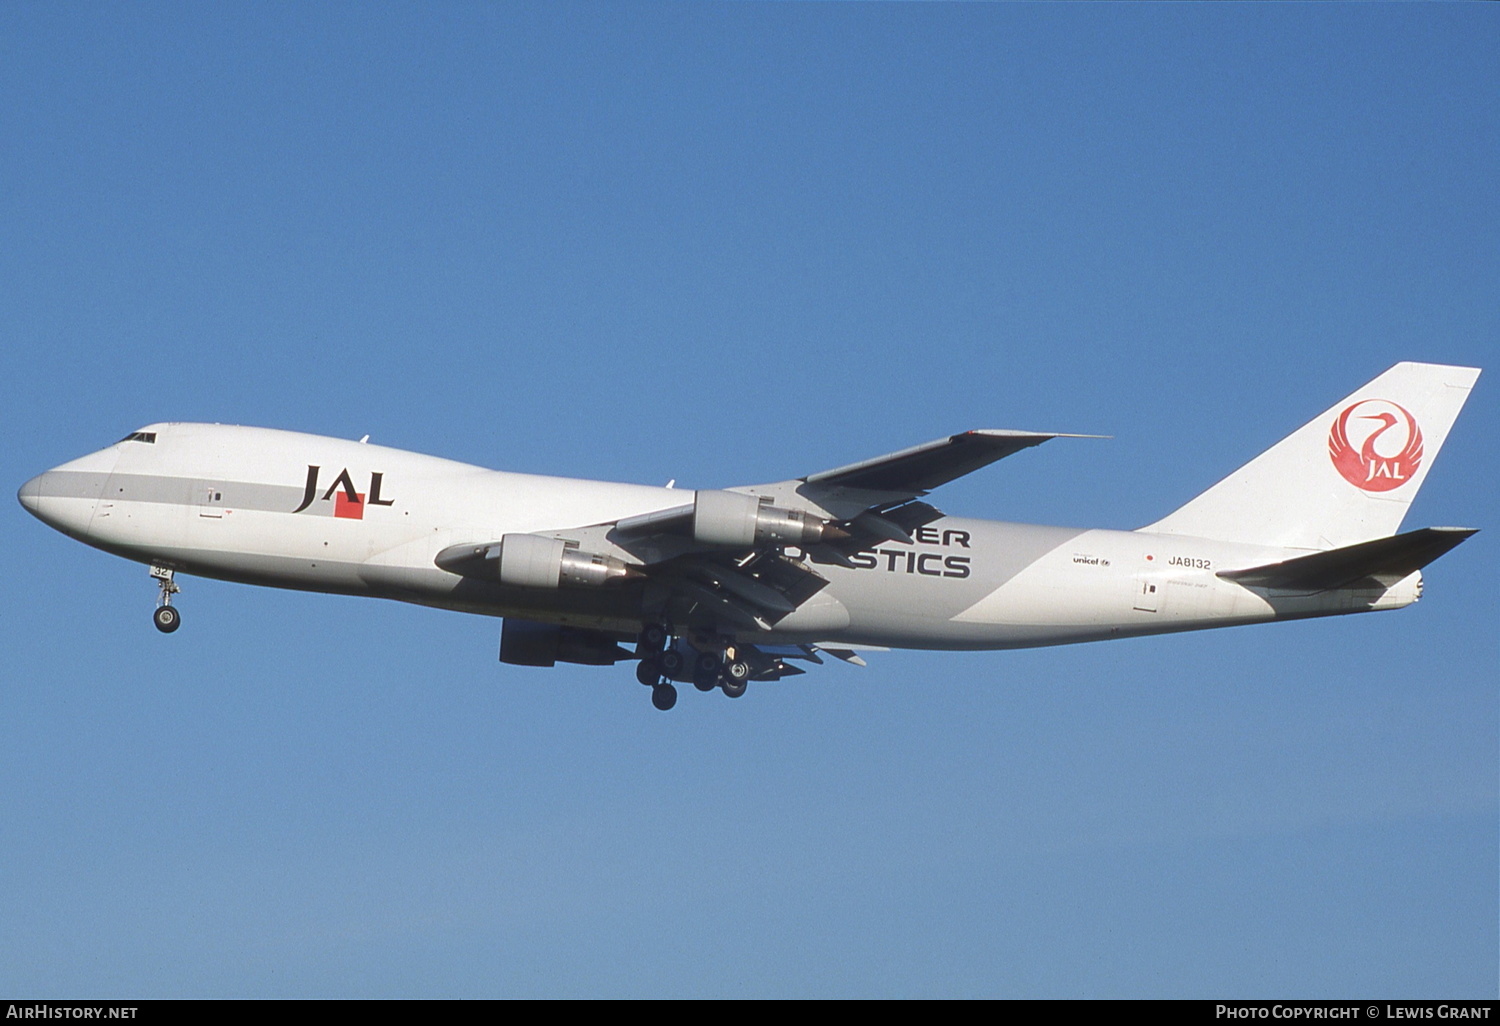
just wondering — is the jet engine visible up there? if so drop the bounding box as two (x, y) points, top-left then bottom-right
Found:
(691, 490), (847, 547)
(434, 534), (643, 588)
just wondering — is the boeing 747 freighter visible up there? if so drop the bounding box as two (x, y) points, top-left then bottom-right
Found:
(19, 362), (1479, 710)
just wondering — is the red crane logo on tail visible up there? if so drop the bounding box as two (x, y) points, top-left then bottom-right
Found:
(1328, 399), (1423, 491)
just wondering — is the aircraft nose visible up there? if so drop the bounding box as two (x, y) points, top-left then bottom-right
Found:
(17, 466), (105, 538)
(17, 472), (44, 515)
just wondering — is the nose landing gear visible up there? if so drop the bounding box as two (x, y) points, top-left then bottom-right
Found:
(150, 565), (180, 634)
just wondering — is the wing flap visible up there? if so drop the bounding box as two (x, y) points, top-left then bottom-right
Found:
(648, 550), (830, 632)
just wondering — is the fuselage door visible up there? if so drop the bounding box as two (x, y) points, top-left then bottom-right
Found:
(197, 482), (226, 519)
(1132, 576), (1161, 613)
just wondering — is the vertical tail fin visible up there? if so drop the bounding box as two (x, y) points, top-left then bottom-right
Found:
(1143, 362), (1480, 550)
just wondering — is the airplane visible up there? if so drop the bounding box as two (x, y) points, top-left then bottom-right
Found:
(17, 361), (1480, 711)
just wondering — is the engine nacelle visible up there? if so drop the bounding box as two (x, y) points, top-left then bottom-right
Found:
(692, 490), (844, 547)
(435, 535), (642, 588)
(498, 533), (642, 588)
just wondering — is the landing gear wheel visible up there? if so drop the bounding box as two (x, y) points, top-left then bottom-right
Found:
(724, 659), (751, 685)
(651, 682), (678, 711)
(692, 651), (721, 690)
(660, 649), (684, 678)
(639, 623), (669, 652)
(153, 605), (181, 634)
(636, 658), (662, 687)
(721, 679), (747, 699)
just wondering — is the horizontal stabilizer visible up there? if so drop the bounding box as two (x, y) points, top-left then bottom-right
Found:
(1217, 527), (1477, 592)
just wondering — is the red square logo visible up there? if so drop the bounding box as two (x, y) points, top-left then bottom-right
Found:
(334, 492), (365, 519)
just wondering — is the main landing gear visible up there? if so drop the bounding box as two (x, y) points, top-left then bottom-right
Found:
(150, 565), (181, 634)
(635, 625), (678, 711)
(634, 625), (755, 711)
(635, 653), (678, 710)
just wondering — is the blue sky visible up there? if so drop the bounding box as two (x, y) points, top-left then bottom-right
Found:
(1, 3), (1495, 998)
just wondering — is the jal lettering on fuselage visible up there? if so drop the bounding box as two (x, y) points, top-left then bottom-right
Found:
(291, 465), (394, 517)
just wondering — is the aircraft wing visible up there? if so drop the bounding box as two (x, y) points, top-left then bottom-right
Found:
(783, 428), (1099, 565)
(437, 428), (1093, 640)
(803, 429), (1092, 496)
(600, 423), (1088, 550)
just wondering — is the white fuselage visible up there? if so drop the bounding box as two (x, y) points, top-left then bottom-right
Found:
(19, 423), (1419, 649)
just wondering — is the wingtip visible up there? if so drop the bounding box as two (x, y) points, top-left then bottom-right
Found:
(965, 430), (1111, 440)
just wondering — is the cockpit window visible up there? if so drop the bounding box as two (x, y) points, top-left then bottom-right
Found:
(117, 431), (157, 444)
